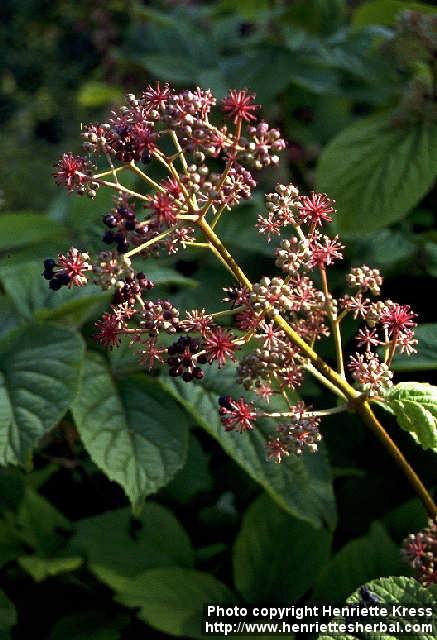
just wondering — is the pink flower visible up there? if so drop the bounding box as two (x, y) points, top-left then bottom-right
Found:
(205, 327), (238, 368)
(297, 192), (336, 227)
(142, 81), (172, 115)
(308, 234), (344, 269)
(219, 396), (257, 432)
(53, 153), (95, 194)
(355, 327), (381, 350)
(380, 303), (417, 337)
(221, 89), (258, 123)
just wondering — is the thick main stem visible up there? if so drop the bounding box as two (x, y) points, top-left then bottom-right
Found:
(196, 216), (437, 517)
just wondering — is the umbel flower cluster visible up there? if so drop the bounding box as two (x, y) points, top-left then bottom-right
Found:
(46, 82), (419, 464)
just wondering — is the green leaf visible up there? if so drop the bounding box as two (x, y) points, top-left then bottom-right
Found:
(233, 493), (331, 603)
(0, 298), (18, 339)
(0, 213), (62, 251)
(353, 0), (437, 28)
(316, 114), (437, 236)
(382, 382), (437, 451)
(18, 555), (82, 582)
(392, 325), (437, 372)
(0, 590), (15, 635)
(162, 364), (336, 530)
(0, 324), (84, 465)
(164, 434), (213, 503)
(313, 522), (405, 603)
(383, 496), (428, 541)
(0, 521), (24, 569)
(332, 576), (437, 640)
(77, 81), (123, 108)
(71, 353), (189, 511)
(114, 567), (234, 638)
(68, 504), (193, 588)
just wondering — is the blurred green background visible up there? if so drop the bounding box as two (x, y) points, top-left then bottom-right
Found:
(0, 1), (436, 638)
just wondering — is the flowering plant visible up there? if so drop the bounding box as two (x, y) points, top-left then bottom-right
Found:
(45, 81), (436, 584)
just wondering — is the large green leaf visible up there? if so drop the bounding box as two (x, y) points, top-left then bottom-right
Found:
(233, 493), (331, 603)
(0, 213), (63, 251)
(68, 504), (193, 588)
(71, 353), (189, 511)
(316, 114), (437, 236)
(313, 522), (405, 603)
(114, 567), (234, 638)
(164, 434), (213, 504)
(162, 364), (336, 530)
(77, 81), (123, 108)
(381, 382), (437, 451)
(319, 576), (437, 640)
(0, 324), (84, 465)
(392, 325), (437, 372)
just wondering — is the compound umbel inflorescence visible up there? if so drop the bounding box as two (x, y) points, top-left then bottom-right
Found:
(45, 81), (419, 464)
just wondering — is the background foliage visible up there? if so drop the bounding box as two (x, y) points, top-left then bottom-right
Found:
(0, 0), (436, 638)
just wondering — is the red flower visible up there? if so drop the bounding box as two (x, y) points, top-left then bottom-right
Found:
(53, 153), (93, 193)
(147, 192), (180, 227)
(204, 327), (238, 368)
(297, 192), (336, 227)
(221, 89), (258, 123)
(142, 81), (172, 114)
(219, 397), (257, 432)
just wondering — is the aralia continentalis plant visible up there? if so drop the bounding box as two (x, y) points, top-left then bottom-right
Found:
(45, 82), (436, 574)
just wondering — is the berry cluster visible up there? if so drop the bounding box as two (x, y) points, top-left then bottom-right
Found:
(45, 81), (420, 465)
(402, 519), (437, 586)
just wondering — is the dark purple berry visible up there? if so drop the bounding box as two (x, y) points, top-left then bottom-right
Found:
(57, 272), (71, 286)
(43, 269), (54, 280)
(219, 395), (232, 409)
(102, 230), (115, 244)
(182, 371), (193, 383)
(125, 219), (136, 231)
(117, 207), (128, 217)
(103, 214), (117, 228)
(197, 354), (208, 365)
(193, 367), (204, 379)
(117, 240), (129, 254)
(141, 151), (152, 164)
(49, 278), (63, 291)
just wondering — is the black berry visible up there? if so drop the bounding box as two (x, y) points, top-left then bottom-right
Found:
(44, 258), (56, 270)
(102, 230), (115, 244)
